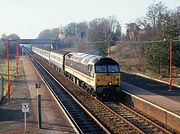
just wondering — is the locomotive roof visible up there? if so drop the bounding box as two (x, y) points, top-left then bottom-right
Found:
(66, 52), (102, 65)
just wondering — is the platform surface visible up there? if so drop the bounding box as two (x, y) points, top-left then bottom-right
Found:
(121, 81), (180, 116)
(0, 57), (76, 134)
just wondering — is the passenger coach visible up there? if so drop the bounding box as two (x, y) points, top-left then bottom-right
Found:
(32, 46), (121, 100)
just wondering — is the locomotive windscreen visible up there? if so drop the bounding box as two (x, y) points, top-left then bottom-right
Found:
(95, 65), (119, 73)
(95, 58), (120, 73)
(108, 65), (119, 72)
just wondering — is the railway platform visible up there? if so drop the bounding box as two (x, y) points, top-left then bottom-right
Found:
(0, 57), (76, 134)
(121, 81), (180, 132)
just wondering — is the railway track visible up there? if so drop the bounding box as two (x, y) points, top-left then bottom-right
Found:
(27, 51), (144, 133)
(105, 102), (173, 134)
(27, 52), (109, 134)
(26, 49), (173, 133)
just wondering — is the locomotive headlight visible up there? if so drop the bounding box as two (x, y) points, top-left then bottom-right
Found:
(116, 78), (119, 81)
(108, 82), (112, 85)
(97, 79), (100, 82)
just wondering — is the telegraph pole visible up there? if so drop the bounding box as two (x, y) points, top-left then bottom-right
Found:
(169, 39), (173, 91)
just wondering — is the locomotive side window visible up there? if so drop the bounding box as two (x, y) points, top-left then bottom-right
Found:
(88, 65), (94, 77)
(90, 65), (94, 77)
(95, 65), (107, 73)
(88, 65), (91, 72)
(108, 65), (119, 73)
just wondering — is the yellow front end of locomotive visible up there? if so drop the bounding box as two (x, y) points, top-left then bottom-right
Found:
(94, 73), (120, 87)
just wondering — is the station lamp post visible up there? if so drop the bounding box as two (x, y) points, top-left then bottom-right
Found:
(7, 40), (11, 98)
(169, 39), (173, 91)
(164, 38), (173, 91)
(16, 42), (19, 76)
(2, 39), (10, 99)
(5, 40), (19, 98)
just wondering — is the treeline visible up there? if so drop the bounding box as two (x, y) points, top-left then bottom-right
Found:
(125, 2), (180, 42)
(38, 16), (121, 56)
(1, 1), (179, 75)
(124, 2), (180, 73)
(37, 1), (180, 74)
(0, 34), (20, 58)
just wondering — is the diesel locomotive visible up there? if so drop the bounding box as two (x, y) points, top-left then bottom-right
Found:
(32, 46), (121, 100)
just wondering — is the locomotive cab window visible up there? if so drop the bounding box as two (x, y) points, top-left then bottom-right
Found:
(95, 65), (119, 73)
(108, 65), (119, 73)
(95, 65), (107, 73)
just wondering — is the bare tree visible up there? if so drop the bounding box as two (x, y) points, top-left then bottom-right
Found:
(146, 1), (167, 39)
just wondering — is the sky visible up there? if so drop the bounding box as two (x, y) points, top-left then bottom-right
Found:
(0, 0), (179, 39)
